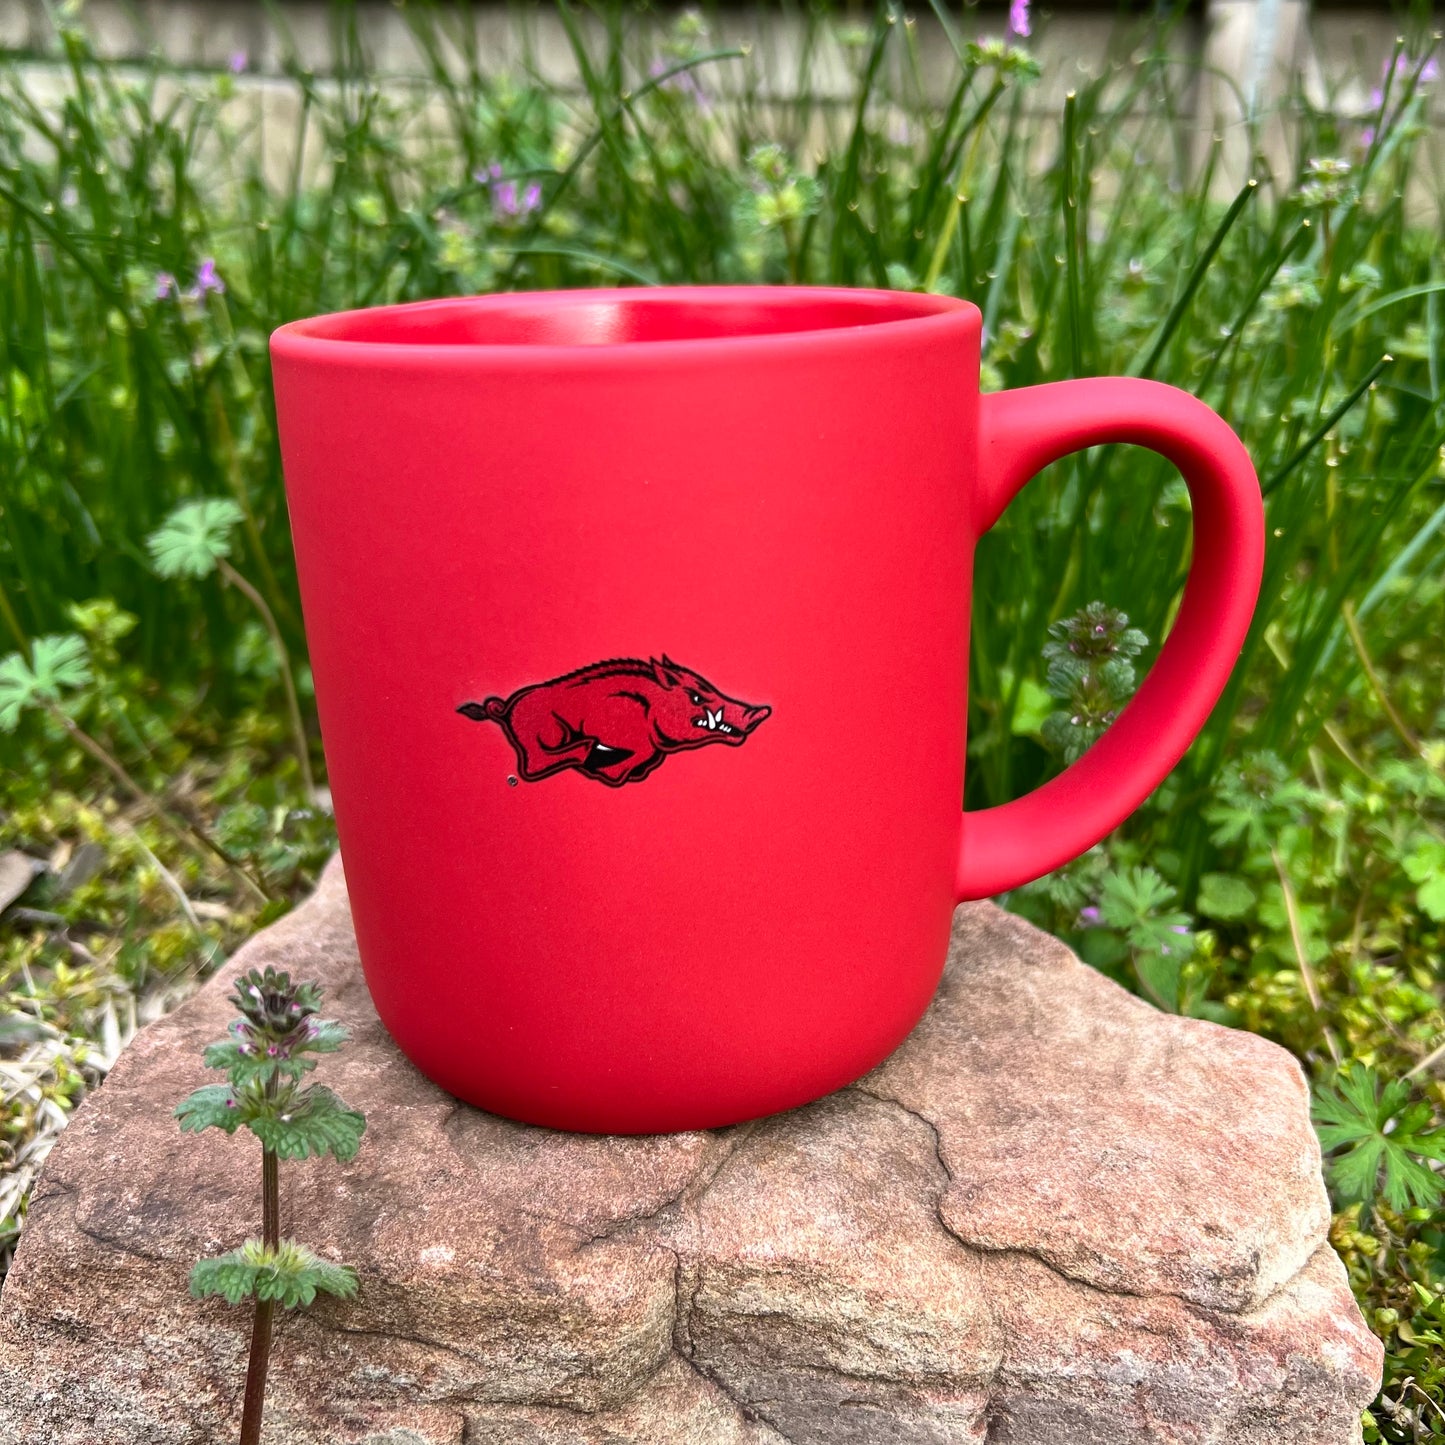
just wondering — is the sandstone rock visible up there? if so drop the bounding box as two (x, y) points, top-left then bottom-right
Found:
(0, 857), (1381, 1444)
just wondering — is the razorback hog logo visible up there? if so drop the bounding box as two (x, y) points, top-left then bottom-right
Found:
(458, 656), (771, 787)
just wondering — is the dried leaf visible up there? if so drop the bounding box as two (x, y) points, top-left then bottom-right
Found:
(0, 851), (41, 914)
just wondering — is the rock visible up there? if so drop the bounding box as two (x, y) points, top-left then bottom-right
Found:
(0, 857), (1380, 1445)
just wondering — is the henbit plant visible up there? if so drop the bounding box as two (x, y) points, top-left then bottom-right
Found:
(177, 967), (364, 1445)
(1038, 602), (1150, 766)
(735, 143), (823, 283)
(147, 501), (315, 798)
(1015, 602), (1200, 1013)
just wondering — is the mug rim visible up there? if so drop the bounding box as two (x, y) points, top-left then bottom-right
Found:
(271, 285), (980, 368)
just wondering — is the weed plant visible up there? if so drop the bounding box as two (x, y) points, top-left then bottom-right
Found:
(0, 3), (1443, 1436)
(178, 966), (364, 1444)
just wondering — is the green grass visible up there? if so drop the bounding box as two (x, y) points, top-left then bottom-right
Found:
(1, 3), (1444, 1437)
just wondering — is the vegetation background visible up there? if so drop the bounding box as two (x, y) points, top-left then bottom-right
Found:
(1, 1), (1443, 1438)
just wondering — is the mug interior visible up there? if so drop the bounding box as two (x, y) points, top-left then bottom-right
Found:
(281, 287), (972, 349)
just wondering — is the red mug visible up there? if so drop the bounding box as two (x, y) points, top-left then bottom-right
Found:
(271, 287), (1263, 1133)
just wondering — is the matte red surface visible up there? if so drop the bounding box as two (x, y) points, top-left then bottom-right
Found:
(271, 287), (1263, 1132)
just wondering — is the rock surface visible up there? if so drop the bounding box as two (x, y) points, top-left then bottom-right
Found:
(0, 857), (1380, 1444)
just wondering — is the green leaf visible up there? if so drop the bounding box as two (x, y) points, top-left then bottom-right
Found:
(247, 1084), (366, 1161)
(1312, 1065), (1445, 1213)
(1096, 866), (1196, 1008)
(190, 1238), (359, 1310)
(146, 499), (244, 580)
(66, 598), (137, 648)
(1203, 752), (1316, 853)
(1099, 866), (1177, 921)
(175, 1083), (246, 1135)
(1135, 951), (1182, 1012)
(0, 634), (92, 730)
(189, 1249), (264, 1305)
(202, 1038), (313, 1087)
(1197, 872), (1258, 921)
(33, 634), (95, 693)
(212, 801), (270, 856)
(997, 669), (1054, 737)
(269, 1256), (358, 1309)
(1417, 872), (1445, 923)
(1403, 838), (1445, 921)
(1099, 868), (1195, 949)
(0, 659), (30, 732)
(306, 1020), (350, 1053)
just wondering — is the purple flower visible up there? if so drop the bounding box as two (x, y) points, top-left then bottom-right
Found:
(185, 258), (225, 300)
(1362, 55), (1437, 145)
(155, 271), (177, 300)
(1171, 925), (1190, 934)
(1391, 53), (1440, 83)
(486, 174), (543, 223)
(649, 57), (710, 108)
(1008, 0), (1031, 39)
(1079, 905), (1102, 926)
(472, 162), (504, 185)
(228, 51), (247, 75)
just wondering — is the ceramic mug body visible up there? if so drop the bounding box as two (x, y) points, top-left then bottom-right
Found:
(271, 287), (1263, 1132)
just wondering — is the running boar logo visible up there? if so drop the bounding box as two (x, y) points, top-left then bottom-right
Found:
(458, 655), (772, 787)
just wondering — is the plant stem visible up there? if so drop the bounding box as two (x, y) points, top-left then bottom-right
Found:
(238, 1298), (275, 1445)
(1270, 844), (1342, 1065)
(44, 701), (272, 905)
(1405, 1035), (1445, 1081)
(0, 577), (27, 653)
(1260, 355), (1393, 496)
(46, 701), (152, 806)
(1340, 600), (1427, 763)
(1060, 91), (1084, 379)
(1261, 626), (1377, 782)
(218, 558), (315, 798)
(1131, 957), (1174, 1014)
(238, 1300), (274, 1445)
(922, 83), (1001, 294)
(239, 1144), (280, 1445)
(208, 380), (295, 633)
(262, 1149), (278, 1249)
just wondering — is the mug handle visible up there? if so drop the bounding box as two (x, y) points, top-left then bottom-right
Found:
(956, 378), (1266, 900)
